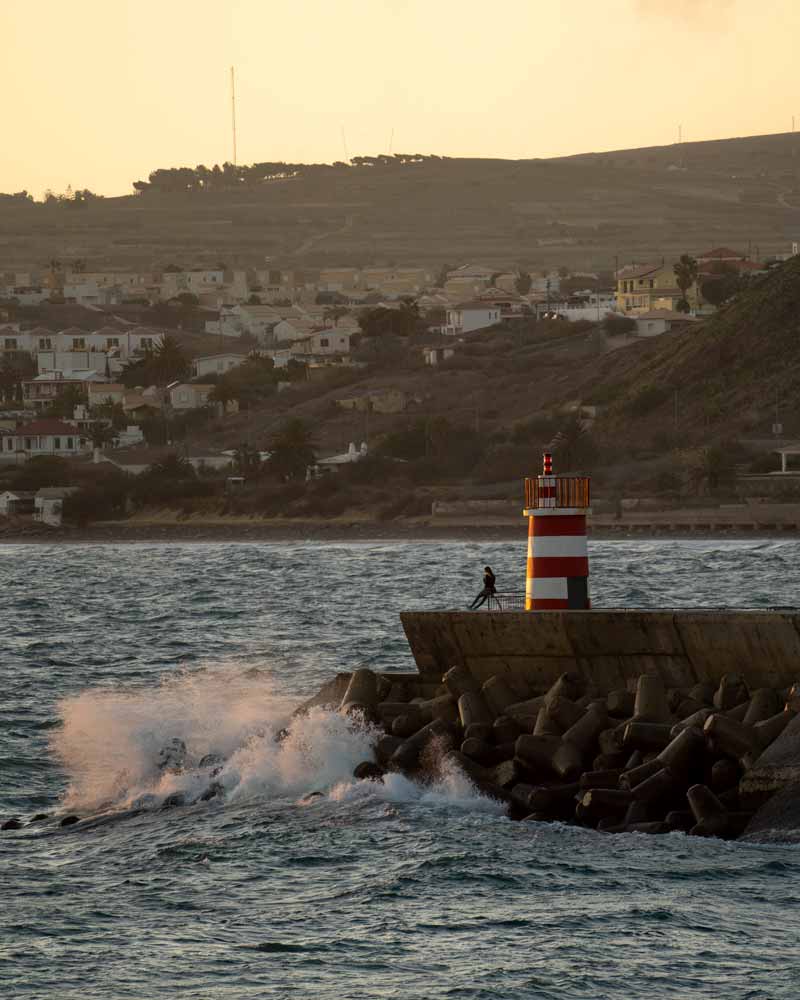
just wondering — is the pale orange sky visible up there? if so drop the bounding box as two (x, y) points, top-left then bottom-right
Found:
(1, 0), (798, 197)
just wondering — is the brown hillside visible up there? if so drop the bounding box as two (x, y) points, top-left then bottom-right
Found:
(2, 131), (799, 272)
(584, 255), (800, 443)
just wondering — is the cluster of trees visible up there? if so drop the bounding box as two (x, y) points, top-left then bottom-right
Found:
(674, 254), (749, 311)
(357, 300), (424, 339)
(0, 191), (33, 204)
(207, 354), (305, 410)
(132, 154), (448, 194)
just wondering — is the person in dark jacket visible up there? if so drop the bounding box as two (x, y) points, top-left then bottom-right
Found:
(468, 566), (497, 609)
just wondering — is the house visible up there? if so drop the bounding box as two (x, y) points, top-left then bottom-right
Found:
(336, 389), (410, 414)
(318, 267), (360, 292)
(313, 441), (368, 476)
(34, 486), (80, 526)
(192, 354), (248, 379)
(290, 330), (351, 357)
(208, 304), (281, 339)
(169, 383), (215, 411)
(634, 310), (698, 338)
(443, 302), (501, 335)
(1, 419), (90, 460)
(0, 490), (36, 515)
(88, 383), (126, 407)
(615, 262), (700, 315)
(22, 370), (104, 409)
(423, 345), (455, 366)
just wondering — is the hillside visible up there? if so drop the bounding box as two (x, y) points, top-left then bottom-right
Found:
(581, 254), (800, 445)
(2, 131), (799, 273)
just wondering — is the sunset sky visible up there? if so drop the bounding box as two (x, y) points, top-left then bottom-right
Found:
(2, 0), (798, 198)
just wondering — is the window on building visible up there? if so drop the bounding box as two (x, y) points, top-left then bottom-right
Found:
(106, 338), (119, 348)
(54, 438), (61, 450)
(320, 338), (329, 348)
(67, 438), (74, 449)
(140, 338), (153, 350)
(73, 338), (85, 349)
(38, 338), (52, 350)
(4, 338), (17, 349)
(6, 439), (12, 451)
(24, 438), (31, 450)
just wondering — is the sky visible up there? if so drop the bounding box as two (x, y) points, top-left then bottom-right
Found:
(2, 0), (799, 198)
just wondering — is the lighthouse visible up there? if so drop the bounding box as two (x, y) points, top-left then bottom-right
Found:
(524, 452), (591, 610)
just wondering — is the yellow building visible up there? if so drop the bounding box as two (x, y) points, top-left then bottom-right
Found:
(616, 262), (700, 315)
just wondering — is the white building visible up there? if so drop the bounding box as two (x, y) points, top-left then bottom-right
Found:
(633, 309), (698, 338)
(23, 370), (104, 409)
(443, 303), (501, 335)
(0, 419), (89, 460)
(169, 383), (215, 411)
(34, 487), (80, 526)
(192, 354), (248, 379)
(290, 330), (351, 356)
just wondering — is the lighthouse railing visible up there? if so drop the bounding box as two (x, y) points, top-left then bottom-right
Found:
(524, 476), (590, 509)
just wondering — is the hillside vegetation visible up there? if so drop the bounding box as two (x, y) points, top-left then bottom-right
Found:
(583, 255), (800, 445)
(2, 131), (799, 272)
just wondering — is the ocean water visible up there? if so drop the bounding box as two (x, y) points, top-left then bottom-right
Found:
(2, 539), (800, 999)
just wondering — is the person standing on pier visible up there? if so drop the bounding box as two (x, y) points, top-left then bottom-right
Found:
(468, 566), (497, 609)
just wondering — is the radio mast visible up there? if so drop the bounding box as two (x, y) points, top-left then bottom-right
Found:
(230, 66), (238, 166)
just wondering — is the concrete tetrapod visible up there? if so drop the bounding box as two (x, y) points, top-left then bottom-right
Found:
(633, 675), (670, 723)
(340, 668), (380, 715)
(442, 665), (482, 700)
(390, 719), (453, 772)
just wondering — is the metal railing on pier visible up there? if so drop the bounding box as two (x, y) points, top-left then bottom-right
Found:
(486, 592), (527, 611)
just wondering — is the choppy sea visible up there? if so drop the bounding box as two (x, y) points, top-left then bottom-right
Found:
(2, 539), (800, 999)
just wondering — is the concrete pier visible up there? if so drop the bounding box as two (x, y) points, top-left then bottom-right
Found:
(400, 610), (800, 692)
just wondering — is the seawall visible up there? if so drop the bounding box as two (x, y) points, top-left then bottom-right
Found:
(400, 609), (800, 692)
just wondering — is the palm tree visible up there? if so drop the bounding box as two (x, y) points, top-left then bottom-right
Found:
(153, 335), (189, 384)
(268, 419), (317, 481)
(673, 254), (699, 313)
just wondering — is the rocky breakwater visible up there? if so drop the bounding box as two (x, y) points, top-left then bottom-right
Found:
(297, 665), (800, 842)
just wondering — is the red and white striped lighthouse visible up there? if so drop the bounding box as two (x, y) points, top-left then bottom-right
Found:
(524, 452), (591, 610)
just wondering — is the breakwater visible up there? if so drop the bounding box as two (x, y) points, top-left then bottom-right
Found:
(289, 646), (800, 842)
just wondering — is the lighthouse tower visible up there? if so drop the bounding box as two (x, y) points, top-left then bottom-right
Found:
(524, 452), (591, 610)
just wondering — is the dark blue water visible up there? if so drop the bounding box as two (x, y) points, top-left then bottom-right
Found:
(3, 540), (800, 998)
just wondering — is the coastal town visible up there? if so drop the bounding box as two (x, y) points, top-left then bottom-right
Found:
(0, 241), (798, 533)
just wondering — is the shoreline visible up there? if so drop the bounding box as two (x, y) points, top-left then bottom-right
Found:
(2, 519), (800, 544)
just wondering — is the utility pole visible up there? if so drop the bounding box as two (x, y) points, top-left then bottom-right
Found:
(230, 66), (238, 166)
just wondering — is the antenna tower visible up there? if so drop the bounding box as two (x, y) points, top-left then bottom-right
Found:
(230, 66), (238, 166)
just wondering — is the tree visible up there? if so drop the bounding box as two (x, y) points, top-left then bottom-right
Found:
(700, 269), (743, 308)
(673, 254), (699, 312)
(515, 271), (532, 295)
(323, 305), (350, 326)
(549, 414), (595, 470)
(146, 453), (196, 479)
(268, 419), (316, 481)
(234, 442), (263, 477)
(0, 351), (36, 403)
(45, 384), (86, 419)
(153, 335), (190, 384)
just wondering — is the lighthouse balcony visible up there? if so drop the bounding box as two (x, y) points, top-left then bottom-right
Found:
(524, 476), (590, 510)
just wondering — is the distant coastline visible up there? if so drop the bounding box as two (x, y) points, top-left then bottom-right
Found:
(1, 518), (798, 544)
